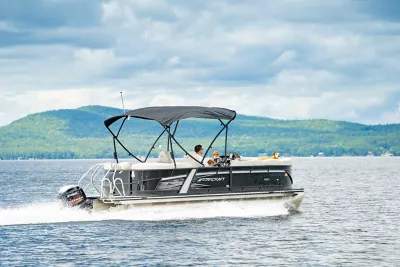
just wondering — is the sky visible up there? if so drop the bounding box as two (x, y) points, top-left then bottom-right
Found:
(0, 0), (400, 126)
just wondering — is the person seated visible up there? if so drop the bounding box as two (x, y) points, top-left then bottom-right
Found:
(194, 144), (203, 160)
(211, 151), (221, 165)
(207, 159), (216, 166)
(212, 151), (220, 160)
(259, 152), (280, 160)
(192, 144), (208, 166)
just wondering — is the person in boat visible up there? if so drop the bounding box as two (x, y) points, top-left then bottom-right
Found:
(212, 151), (220, 160)
(193, 144), (207, 166)
(207, 159), (216, 166)
(186, 144), (209, 167)
(205, 151), (220, 167)
(259, 152), (280, 160)
(212, 151), (221, 165)
(194, 144), (203, 159)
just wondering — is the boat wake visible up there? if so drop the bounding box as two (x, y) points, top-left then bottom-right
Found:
(0, 200), (294, 226)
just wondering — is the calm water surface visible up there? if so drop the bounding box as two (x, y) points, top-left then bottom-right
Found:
(0, 157), (399, 266)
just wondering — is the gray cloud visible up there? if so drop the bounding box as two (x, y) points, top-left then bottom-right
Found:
(359, 0), (400, 22)
(0, 0), (399, 126)
(0, 0), (103, 29)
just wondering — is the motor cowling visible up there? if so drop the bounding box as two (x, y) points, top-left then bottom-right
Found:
(58, 185), (92, 209)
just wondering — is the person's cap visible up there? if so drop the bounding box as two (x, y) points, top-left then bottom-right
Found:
(213, 151), (220, 155)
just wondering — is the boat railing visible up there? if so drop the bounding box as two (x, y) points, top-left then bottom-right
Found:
(111, 178), (126, 197)
(100, 177), (112, 198)
(78, 163), (102, 194)
(78, 162), (115, 196)
(77, 162), (129, 198)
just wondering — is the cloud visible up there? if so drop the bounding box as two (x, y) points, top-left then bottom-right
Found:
(0, 0), (399, 126)
(0, 0), (102, 29)
(272, 50), (297, 66)
(358, 0), (400, 22)
(0, 88), (117, 125)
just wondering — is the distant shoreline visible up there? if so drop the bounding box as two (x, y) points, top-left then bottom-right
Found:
(1, 105), (399, 159)
(1, 155), (397, 161)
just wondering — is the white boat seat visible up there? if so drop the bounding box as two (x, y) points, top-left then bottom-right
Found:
(103, 162), (133, 171)
(253, 158), (292, 166)
(157, 151), (173, 164)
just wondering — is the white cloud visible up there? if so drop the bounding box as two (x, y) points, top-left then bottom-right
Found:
(73, 48), (117, 75)
(264, 69), (341, 97)
(167, 56), (180, 66)
(149, 94), (185, 106)
(0, 88), (119, 126)
(227, 26), (296, 46)
(272, 50), (297, 66)
(0, 0), (400, 126)
(379, 103), (400, 124)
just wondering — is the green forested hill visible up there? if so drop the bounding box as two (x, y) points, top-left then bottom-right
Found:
(0, 105), (399, 159)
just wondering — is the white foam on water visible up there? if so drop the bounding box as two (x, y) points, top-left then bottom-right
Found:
(0, 200), (290, 226)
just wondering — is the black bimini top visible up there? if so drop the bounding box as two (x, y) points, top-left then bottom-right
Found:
(104, 106), (237, 127)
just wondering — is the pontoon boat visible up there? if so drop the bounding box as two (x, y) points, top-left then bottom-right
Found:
(58, 106), (304, 211)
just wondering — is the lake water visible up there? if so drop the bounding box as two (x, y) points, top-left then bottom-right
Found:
(0, 157), (399, 266)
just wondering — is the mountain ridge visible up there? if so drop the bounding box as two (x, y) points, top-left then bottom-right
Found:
(0, 105), (399, 159)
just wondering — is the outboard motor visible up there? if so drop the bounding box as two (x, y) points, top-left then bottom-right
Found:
(58, 185), (93, 210)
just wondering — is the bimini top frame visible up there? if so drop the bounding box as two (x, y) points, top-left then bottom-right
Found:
(104, 106), (237, 166)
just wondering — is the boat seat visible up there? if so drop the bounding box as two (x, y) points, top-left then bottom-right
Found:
(253, 158), (292, 166)
(157, 151), (173, 164)
(103, 162), (133, 171)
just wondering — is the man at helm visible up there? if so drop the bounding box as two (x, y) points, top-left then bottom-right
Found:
(194, 144), (203, 161)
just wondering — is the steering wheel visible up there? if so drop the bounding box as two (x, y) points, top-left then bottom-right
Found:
(217, 155), (231, 166)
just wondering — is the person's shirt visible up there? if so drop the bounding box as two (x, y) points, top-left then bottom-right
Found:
(193, 152), (202, 162)
(196, 153), (209, 167)
(189, 152), (209, 167)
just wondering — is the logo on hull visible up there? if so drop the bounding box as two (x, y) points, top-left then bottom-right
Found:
(197, 177), (226, 182)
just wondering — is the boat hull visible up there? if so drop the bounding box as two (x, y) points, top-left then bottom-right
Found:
(91, 190), (304, 211)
